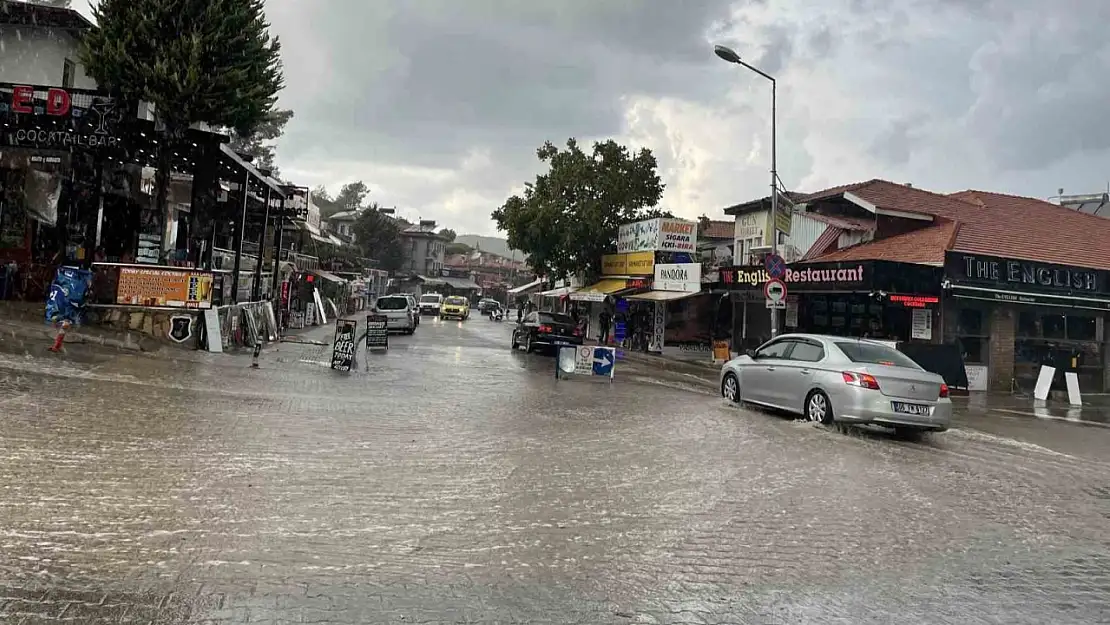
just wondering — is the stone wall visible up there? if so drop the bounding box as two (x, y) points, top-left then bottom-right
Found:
(89, 307), (202, 350)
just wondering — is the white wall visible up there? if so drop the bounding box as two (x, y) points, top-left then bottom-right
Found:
(0, 25), (97, 88)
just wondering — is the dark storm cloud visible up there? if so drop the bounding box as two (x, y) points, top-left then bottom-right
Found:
(275, 0), (738, 169)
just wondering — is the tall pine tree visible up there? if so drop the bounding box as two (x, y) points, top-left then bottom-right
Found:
(79, 0), (284, 236)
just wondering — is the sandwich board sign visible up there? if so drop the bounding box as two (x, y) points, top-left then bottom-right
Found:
(556, 345), (616, 382)
(331, 318), (357, 371)
(365, 314), (389, 350)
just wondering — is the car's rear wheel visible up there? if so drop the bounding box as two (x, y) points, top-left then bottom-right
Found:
(805, 390), (834, 425)
(721, 372), (740, 404)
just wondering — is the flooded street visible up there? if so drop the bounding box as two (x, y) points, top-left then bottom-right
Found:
(2, 319), (1110, 624)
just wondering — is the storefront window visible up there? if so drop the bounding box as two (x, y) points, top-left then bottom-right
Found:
(1014, 309), (1103, 392)
(949, 306), (988, 364)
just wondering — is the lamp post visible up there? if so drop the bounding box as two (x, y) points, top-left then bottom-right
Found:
(714, 43), (780, 336)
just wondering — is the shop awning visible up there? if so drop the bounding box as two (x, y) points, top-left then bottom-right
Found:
(627, 289), (702, 302)
(538, 286), (574, 298)
(508, 278), (543, 295)
(415, 274), (448, 287)
(950, 284), (1110, 311)
(570, 278), (631, 302)
(311, 269), (348, 285)
(442, 276), (481, 290)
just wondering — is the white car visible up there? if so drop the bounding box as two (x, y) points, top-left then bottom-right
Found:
(418, 293), (443, 316)
(372, 295), (416, 334)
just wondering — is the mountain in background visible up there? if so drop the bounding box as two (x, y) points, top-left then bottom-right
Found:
(454, 234), (521, 260)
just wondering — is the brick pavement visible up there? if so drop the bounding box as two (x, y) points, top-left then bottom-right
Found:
(1, 317), (1110, 623)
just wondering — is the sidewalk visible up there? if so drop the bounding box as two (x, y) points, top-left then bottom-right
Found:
(0, 302), (156, 353)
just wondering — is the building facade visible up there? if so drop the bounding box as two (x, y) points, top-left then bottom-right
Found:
(720, 179), (1110, 393)
(398, 220), (447, 278)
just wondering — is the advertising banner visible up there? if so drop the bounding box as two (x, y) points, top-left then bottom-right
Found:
(331, 319), (357, 371)
(116, 266), (214, 308)
(617, 218), (698, 253)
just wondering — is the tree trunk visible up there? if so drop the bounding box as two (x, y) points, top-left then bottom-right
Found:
(153, 125), (181, 264)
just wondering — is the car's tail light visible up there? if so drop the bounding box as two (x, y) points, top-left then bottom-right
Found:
(939, 383), (949, 398)
(573, 327), (582, 336)
(842, 371), (881, 390)
(538, 324), (553, 333)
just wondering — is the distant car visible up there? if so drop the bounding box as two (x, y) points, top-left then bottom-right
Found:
(719, 333), (950, 437)
(372, 295), (416, 334)
(402, 294), (420, 327)
(419, 293), (443, 316)
(478, 298), (500, 313)
(440, 295), (471, 320)
(511, 311), (583, 354)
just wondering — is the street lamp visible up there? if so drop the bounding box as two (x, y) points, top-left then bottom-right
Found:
(714, 43), (781, 336)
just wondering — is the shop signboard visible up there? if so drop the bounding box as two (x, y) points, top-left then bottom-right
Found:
(653, 263), (701, 292)
(365, 314), (389, 350)
(911, 308), (933, 340)
(0, 84), (122, 150)
(602, 251), (655, 276)
(617, 218), (698, 253)
(719, 262), (867, 291)
(734, 212), (765, 243)
(602, 253), (626, 275)
(945, 251), (1110, 296)
(116, 266), (215, 309)
(331, 319), (357, 371)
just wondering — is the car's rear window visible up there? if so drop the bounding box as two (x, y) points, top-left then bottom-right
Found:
(376, 297), (409, 310)
(420, 294), (441, 303)
(445, 296), (468, 305)
(835, 341), (921, 369)
(538, 312), (574, 325)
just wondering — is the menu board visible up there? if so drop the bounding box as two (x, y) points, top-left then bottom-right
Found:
(365, 314), (388, 350)
(116, 267), (214, 308)
(331, 319), (357, 371)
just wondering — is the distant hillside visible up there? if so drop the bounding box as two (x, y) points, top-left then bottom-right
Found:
(455, 235), (521, 260)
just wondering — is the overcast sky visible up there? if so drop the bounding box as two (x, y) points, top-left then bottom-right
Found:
(72, 0), (1110, 235)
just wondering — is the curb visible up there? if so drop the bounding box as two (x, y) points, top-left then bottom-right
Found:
(0, 321), (145, 352)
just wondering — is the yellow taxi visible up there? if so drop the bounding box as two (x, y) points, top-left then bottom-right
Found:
(440, 295), (471, 320)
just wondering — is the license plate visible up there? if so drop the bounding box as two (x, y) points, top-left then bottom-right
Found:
(892, 402), (931, 416)
(554, 340), (571, 346)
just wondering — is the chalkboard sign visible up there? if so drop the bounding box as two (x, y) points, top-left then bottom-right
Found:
(331, 319), (357, 371)
(366, 314), (388, 350)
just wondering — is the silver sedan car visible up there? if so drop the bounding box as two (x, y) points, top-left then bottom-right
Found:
(720, 333), (951, 435)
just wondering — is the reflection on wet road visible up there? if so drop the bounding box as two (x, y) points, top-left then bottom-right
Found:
(2, 317), (1110, 624)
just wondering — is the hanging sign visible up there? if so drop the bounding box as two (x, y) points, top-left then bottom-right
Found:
(365, 313), (389, 350)
(331, 319), (357, 371)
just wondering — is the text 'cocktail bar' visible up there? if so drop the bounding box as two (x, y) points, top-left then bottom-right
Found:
(717, 179), (1110, 393)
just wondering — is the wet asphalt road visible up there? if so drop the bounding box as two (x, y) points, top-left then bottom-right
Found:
(2, 315), (1110, 624)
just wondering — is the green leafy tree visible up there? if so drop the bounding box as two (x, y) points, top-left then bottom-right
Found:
(228, 108), (294, 179)
(79, 0), (283, 227)
(352, 203), (404, 272)
(438, 228), (457, 242)
(323, 180), (369, 218)
(492, 138), (668, 281)
(445, 241), (473, 256)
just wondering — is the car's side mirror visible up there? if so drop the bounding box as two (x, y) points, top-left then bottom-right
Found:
(746, 349), (758, 359)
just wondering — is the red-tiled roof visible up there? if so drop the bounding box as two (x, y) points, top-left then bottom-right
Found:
(701, 220), (734, 239)
(946, 190), (1110, 269)
(807, 218), (960, 266)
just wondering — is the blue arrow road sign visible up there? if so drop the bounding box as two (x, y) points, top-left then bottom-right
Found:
(592, 347), (615, 377)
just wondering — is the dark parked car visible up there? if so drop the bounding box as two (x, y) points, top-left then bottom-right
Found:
(511, 311), (582, 353)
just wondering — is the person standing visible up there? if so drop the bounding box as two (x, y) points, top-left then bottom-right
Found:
(598, 307), (612, 345)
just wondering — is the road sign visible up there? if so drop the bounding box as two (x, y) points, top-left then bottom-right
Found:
(764, 278), (787, 302)
(556, 345), (616, 381)
(592, 347), (615, 376)
(765, 298), (786, 309)
(764, 253), (786, 279)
